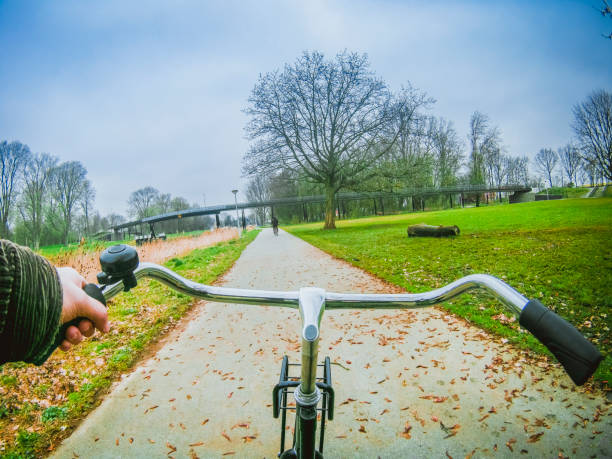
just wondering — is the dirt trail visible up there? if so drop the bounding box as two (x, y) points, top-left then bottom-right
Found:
(52, 229), (610, 458)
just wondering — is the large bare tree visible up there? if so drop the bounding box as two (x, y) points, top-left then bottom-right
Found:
(572, 89), (612, 180)
(19, 152), (57, 248)
(243, 51), (414, 229)
(534, 148), (559, 188)
(0, 140), (31, 238)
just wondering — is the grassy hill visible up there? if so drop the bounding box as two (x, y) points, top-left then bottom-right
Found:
(286, 198), (612, 384)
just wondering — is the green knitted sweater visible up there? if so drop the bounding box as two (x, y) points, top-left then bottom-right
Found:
(0, 239), (62, 365)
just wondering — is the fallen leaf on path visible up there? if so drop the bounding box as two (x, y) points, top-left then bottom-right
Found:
(144, 405), (158, 414)
(528, 432), (544, 443)
(401, 422), (412, 439)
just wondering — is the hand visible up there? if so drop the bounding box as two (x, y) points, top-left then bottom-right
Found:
(57, 267), (110, 351)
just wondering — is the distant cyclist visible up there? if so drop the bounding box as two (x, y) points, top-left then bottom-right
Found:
(272, 216), (279, 236)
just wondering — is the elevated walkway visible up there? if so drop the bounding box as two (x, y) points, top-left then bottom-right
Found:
(112, 184), (531, 233)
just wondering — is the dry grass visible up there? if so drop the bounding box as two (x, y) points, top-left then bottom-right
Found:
(49, 227), (239, 282)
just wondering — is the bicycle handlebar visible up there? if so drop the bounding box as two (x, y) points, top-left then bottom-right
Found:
(60, 258), (602, 386)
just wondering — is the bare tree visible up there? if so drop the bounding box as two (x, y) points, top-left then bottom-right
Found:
(49, 161), (88, 244)
(170, 196), (189, 211)
(155, 193), (172, 214)
(430, 117), (463, 187)
(467, 112), (500, 205)
(0, 140), (31, 238)
(245, 175), (271, 225)
(600, 0), (612, 39)
(80, 179), (96, 236)
(534, 148), (559, 188)
(19, 152), (57, 249)
(127, 186), (160, 218)
(505, 155), (529, 186)
(572, 89), (612, 180)
(107, 213), (126, 227)
(558, 144), (582, 186)
(243, 51), (416, 229)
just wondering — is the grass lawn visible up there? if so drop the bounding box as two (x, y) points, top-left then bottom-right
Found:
(536, 186), (591, 198)
(285, 198), (612, 385)
(0, 230), (259, 458)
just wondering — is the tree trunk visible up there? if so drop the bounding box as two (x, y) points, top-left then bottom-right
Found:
(324, 185), (336, 229)
(407, 224), (460, 237)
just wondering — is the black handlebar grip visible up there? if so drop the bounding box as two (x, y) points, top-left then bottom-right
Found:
(54, 283), (107, 349)
(519, 299), (602, 385)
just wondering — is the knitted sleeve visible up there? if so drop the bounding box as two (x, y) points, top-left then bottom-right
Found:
(0, 239), (63, 365)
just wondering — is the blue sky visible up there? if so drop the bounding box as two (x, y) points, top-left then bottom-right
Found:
(1, 0), (610, 216)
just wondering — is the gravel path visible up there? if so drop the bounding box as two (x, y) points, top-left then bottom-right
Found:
(53, 229), (610, 458)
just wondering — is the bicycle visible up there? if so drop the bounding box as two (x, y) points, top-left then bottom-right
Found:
(272, 217), (279, 236)
(57, 244), (603, 459)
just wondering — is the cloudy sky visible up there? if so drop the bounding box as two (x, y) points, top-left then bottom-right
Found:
(1, 0), (610, 216)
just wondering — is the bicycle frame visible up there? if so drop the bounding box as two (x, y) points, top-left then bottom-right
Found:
(94, 263), (534, 459)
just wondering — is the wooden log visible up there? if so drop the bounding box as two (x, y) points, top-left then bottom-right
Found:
(407, 224), (460, 237)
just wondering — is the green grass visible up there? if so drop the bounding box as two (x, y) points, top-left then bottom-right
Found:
(536, 186), (590, 198)
(1, 230), (260, 458)
(285, 199), (612, 385)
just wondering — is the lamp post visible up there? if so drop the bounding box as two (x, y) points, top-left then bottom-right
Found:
(231, 189), (240, 235)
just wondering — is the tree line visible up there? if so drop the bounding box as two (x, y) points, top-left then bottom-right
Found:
(242, 51), (611, 228)
(0, 143), (214, 248)
(0, 143), (104, 248)
(125, 186), (215, 234)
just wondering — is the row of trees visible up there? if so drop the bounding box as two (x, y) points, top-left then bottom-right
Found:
(0, 141), (109, 248)
(534, 90), (612, 188)
(0, 135), (222, 249)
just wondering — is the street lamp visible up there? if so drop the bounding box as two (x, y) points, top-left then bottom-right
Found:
(231, 189), (240, 234)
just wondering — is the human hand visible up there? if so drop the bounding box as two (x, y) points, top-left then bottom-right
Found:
(57, 267), (110, 351)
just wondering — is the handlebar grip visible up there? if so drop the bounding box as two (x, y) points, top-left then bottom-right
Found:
(54, 283), (107, 349)
(519, 299), (602, 385)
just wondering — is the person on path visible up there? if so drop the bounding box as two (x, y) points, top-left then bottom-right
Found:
(0, 239), (109, 365)
(271, 216), (279, 236)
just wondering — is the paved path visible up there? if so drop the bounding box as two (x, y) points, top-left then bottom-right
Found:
(53, 229), (610, 458)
